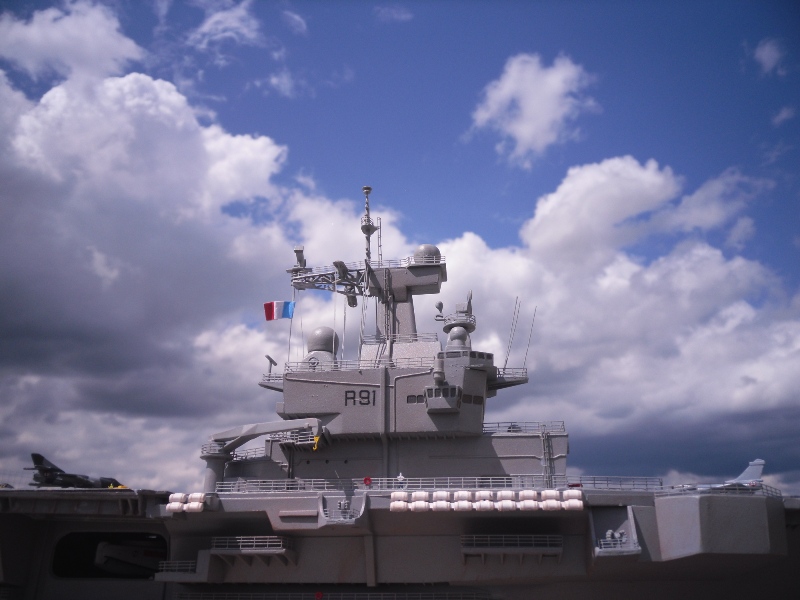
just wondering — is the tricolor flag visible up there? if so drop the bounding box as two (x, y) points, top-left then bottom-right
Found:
(264, 301), (295, 321)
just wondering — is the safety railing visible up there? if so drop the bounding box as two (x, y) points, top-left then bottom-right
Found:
(158, 561), (196, 573)
(570, 476), (663, 491)
(483, 421), (565, 434)
(597, 538), (639, 550)
(284, 356), (434, 372)
(461, 534), (562, 549)
(212, 536), (291, 550)
(362, 333), (439, 345)
(176, 592), (490, 600)
(495, 367), (527, 379)
(656, 483), (781, 498)
(293, 255), (446, 277)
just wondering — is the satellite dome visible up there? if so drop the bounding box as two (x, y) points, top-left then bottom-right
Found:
(447, 326), (469, 348)
(413, 244), (441, 263)
(307, 327), (339, 354)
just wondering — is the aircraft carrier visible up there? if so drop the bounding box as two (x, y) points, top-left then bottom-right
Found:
(0, 187), (798, 599)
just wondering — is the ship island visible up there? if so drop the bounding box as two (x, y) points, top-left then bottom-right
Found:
(0, 186), (798, 600)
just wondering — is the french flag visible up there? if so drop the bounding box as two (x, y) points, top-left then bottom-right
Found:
(264, 301), (295, 321)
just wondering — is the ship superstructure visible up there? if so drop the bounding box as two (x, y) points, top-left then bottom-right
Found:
(0, 187), (797, 600)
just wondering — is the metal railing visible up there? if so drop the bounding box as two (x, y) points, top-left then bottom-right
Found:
(597, 538), (639, 550)
(570, 475), (663, 490)
(212, 536), (290, 550)
(176, 593), (490, 600)
(158, 561), (196, 573)
(461, 534), (562, 549)
(323, 508), (359, 522)
(443, 314), (477, 329)
(362, 333), (439, 344)
(495, 367), (527, 379)
(293, 255), (447, 277)
(284, 356), (434, 372)
(656, 483), (781, 498)
(483, 421), (566, 434)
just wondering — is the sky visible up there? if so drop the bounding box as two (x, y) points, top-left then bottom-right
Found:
(0, 0), (798, 493)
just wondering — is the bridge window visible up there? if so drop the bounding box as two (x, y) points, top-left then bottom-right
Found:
(463, 394), (473, 404)
(473, 396), (484, 405)
(407, 395), (416, 403)
(443, 388), (449, 398)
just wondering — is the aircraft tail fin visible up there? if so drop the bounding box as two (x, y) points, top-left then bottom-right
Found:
(27, 453), (64, 474)
(729, 458), (765, 483)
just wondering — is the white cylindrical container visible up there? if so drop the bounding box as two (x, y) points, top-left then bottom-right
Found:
(187, 492), (206, 503)
(452, 500), (473, 511)
(541, 489), (560, 501)
(562, 489), (583, 500)
(474, 500), (494, 511)
(496, 490), (515, 501)
(495, 499), (517, 512)
(390, 501), (409, 512)
(431, 500), (451, 511)
(453, 490), (472, 502)
(409, 500), (430, 512)
(518, 490), (538, 501)
(391, 491), (409, 502)
(562, 499), (584, 511)
(168, 493), (188, 504)
(540, 499), (561, 511)
(432, 490), (450, 502)
(517, 500), (539, 511)
(411, 491), (429, 502)
(166, 502), (185, 513)
(183, 501), (205, 513)
(474, 490), (493, 502)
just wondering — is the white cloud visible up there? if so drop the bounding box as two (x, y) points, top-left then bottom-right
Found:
(772, 106), (795, 126)
(471, 53), (597, 168)
(374, 6), (413, 23)
(726, 216), (755, 250)
(187, 0), (262, 61)
(268, 68), (299, 98)
(0, 1), (144, 80)
(282, 10), (308, 35)
(754, 38), (786, 76)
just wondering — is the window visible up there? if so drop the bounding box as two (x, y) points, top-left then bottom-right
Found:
(417, 395), (424, 403)
(473, 396), (484, 405)
(463, 394), (473, 404)
(407, 395), (416, 403)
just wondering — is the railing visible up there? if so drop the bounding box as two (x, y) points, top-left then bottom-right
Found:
(362, 333), (439, 345)
(461, 534), (562, 549)
(284, 356), (434, 372)
(323, 508), (359, 522)
(176, 592), (490, 600)
(570, 476), (663, 490)
(158, 561), (196, 573)
(495, 367), (527, 379)
(597, 538), (639, 550)
(216, 475), (573, 493)
(293, 255), (446, 277)
(656, 483), (781, 498)
(212, 536), (290, 550)
(483, 421), (565, 434)
(261, 373), (283, 383)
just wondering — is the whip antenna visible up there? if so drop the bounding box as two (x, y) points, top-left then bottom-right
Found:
(503, 297), (521, 370)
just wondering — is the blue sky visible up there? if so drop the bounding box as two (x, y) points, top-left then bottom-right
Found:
(0, 0), (798, 492)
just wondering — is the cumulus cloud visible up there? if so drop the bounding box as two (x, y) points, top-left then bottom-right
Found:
(0, 8), (797, 496)
(374, 6), (413, 23)
(754, 38), (786, 76)
(470, 53), (597, 168)
(0, 1), (144, 79)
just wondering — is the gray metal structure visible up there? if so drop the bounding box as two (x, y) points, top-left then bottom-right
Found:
(1, 187), (798, 599)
